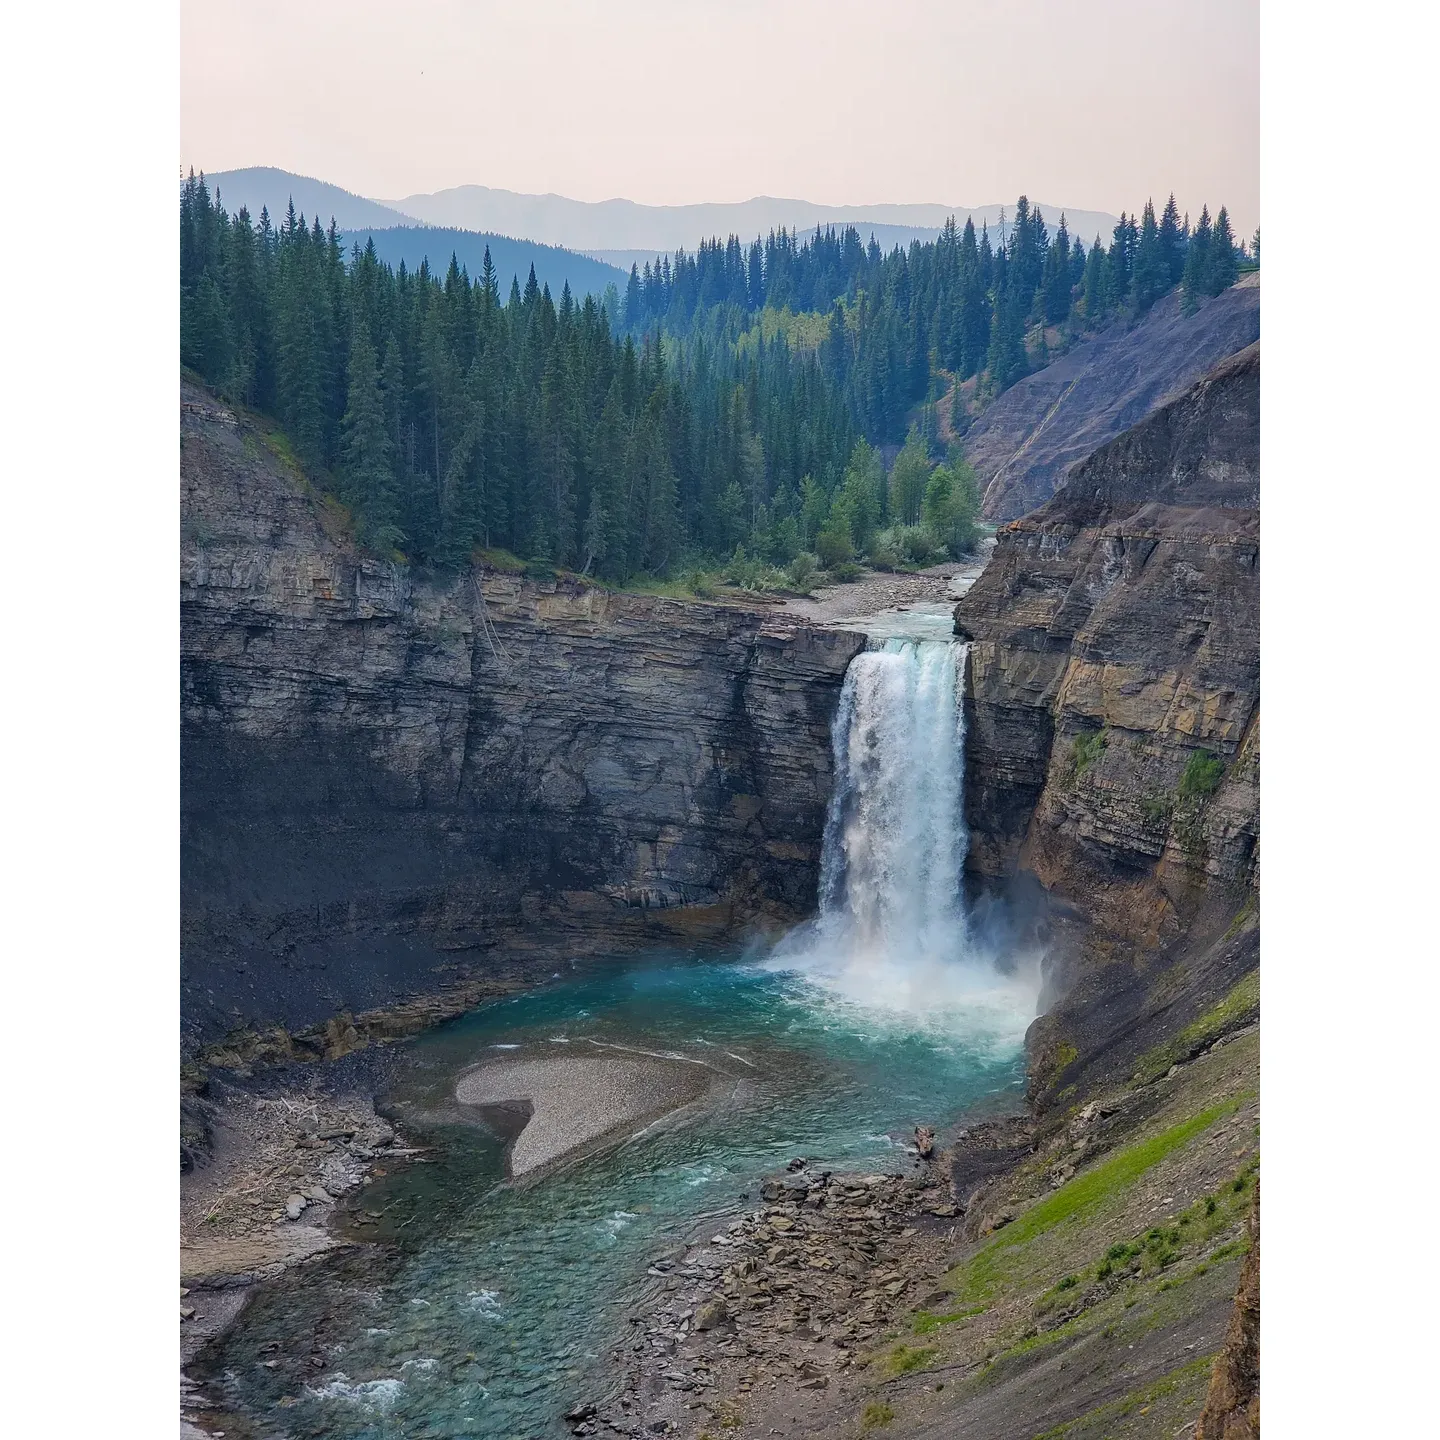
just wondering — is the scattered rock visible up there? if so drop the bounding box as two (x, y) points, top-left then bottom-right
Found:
(693, 1300), (729, 1332)
(564, 1400), (597, 1426)
(284, 1194), (308, 1220)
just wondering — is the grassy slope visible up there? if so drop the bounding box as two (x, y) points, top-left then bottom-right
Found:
(847, 1029), (1258, 1440)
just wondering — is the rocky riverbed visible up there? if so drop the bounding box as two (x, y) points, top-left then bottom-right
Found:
(584, 1159), (963, 1438)
(778, 545), (993, 628)
(180, 1071), (422, 1439)
(584, 1021), (1258, 1440)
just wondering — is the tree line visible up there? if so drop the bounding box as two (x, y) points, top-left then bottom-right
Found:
(181, 173), (860, 579)
(621, 194), (1252, 441)
(181, 173), (1246, 582)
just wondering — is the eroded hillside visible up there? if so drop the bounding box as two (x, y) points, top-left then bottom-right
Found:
(966, 277), (1259, 521)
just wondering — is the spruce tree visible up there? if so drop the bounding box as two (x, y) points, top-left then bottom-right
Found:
(1210, 207), (1238, 293)
(1181, 206), (1213, 313)
(340, 322), (398, 543)
(1042, 214), (1073, 324)
(1159, 195), (1184, 285)
(1083, 238), (1111, 323)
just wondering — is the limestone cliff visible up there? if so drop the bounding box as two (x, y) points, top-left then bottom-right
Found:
(966, 275), (1260, 522)
(180, 383), (864, 1046)
(955, 344), (1260, 1110)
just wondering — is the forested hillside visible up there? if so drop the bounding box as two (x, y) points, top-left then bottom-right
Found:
(620, 195), (1253, 443)
(180, 173), (1249, 584)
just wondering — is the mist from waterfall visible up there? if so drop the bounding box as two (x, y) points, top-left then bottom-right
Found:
(767, 636), (1041, 1036)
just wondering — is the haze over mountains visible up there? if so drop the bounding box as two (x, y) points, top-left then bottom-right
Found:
(205, 167), (1122, 297)
(386, 183), (1122, 258)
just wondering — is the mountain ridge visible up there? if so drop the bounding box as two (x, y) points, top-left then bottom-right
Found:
(204, 166), (1120, 258)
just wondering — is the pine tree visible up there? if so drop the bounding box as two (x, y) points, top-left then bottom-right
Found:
(340, 321), (398, 543)
(1181, 205), (1213, 313)
(1133, 200), (1167, 313)
(1210, 207), (1238, 293)
(1159, 195), (1184, 286)
(1042, 214), (1073, 324)
(1083, 238), (1111, 323)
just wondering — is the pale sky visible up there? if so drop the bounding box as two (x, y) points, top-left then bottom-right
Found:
(182, 0), (1258, 236)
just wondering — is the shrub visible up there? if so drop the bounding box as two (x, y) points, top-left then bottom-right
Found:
(898, 524), (941, 565)
(861, 1402), (895, 1429)
(828, 560), (864, 581)
(1141, 791), (1173, 825)
(720, 547), (791, 593)
(1067, 729), (1107, 783)
(815, 525), (854, 568)
(787, 552), (819, 591)
(868, 529), (903, 571)
(1179, 749), (1226, 801)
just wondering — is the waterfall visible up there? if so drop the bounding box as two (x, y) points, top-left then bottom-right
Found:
(768, 635), (1040, 1025)
(817, 638), (972, 961)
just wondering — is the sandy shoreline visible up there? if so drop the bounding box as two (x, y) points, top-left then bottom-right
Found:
(455, 1047), (717, 1177)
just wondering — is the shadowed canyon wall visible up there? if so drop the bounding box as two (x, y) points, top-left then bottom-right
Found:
(180, 384), (864, 1046)
(955, 344), (1260, 1110)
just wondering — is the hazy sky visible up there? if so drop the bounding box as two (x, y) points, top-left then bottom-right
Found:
(182, 0), (1258, 234)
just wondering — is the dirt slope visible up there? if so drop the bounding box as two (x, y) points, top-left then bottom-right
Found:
(966, 275), (1259, 521)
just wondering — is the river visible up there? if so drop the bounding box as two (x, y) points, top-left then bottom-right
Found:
(196, 611), (1042, 1439)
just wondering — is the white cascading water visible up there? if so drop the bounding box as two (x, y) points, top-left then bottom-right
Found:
(818, 639), (971, 960)
(769, 636), (1040, 1031)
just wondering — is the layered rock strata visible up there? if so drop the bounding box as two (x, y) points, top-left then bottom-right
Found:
(181, 383), (864, 1045)
(955, 344), (1260, 1108)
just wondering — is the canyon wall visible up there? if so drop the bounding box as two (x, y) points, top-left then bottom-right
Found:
(955, 344), (1260, 1111)
(181, 384), (864, 1046)
(966, 275), (1260, 522)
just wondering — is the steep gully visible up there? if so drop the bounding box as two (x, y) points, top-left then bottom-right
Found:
(181, 345), (1258, 1436)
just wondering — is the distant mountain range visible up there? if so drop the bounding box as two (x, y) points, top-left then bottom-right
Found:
(386, 185), (1121, 254)
(201, 167), (1124, 299)
(206, 167), (413, 231)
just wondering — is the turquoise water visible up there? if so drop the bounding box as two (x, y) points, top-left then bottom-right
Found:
(198, 947), (1036, 1439)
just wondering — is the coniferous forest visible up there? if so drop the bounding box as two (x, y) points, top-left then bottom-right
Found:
(181, 174), (1252, 583)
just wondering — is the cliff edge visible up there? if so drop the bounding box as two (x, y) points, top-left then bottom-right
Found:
(180, 382), (864, 1047)
(956, 343), (1259, 1111)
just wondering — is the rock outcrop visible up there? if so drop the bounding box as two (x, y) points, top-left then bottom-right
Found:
(1196, 1181), (1260, 1440)
(181, 383), (864, 1045)
(955, 344), (1260, 1108)
(966, 275), (1260, 521)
